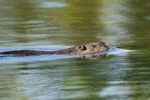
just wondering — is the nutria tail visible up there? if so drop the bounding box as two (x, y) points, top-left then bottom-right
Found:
(0, 50), (52, 56)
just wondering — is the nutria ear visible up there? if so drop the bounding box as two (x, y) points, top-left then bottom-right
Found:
(78, 45), (87, 50)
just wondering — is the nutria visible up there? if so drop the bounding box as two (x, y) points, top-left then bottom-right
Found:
(0, 42), (109, 57)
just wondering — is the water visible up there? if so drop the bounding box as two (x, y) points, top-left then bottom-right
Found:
(0, 0), (150, 100)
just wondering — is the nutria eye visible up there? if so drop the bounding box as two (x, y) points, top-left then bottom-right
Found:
(78, 45), (87, 50)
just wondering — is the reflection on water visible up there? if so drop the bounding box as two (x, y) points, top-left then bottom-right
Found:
(100, 0), (133, 46)
(41, 1), (68, 8)
(0, 0), (150, 100)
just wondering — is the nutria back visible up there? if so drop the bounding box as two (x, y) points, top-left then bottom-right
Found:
(0, 42), (109, 56)
(68, 41), (109, 54)
(54, 42), (109, 55)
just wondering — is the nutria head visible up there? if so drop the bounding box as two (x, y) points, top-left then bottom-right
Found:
(70, 42), (109, 54)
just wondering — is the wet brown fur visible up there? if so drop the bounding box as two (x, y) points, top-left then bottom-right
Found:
(0, 42), (109, 56)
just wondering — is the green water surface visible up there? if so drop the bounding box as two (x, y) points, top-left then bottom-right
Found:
(0, 0), (150, 100)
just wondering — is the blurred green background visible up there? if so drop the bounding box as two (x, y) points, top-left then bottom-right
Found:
(0, 0), (150, 100)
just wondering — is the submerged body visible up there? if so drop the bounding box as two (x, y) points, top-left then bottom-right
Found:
(0, 42), (109, 57)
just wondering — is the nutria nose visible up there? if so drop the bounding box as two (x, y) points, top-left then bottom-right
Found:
(92, 44), (97, 48)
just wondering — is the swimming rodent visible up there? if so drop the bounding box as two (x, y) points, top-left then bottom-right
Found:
(0, 42), (109, 58)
